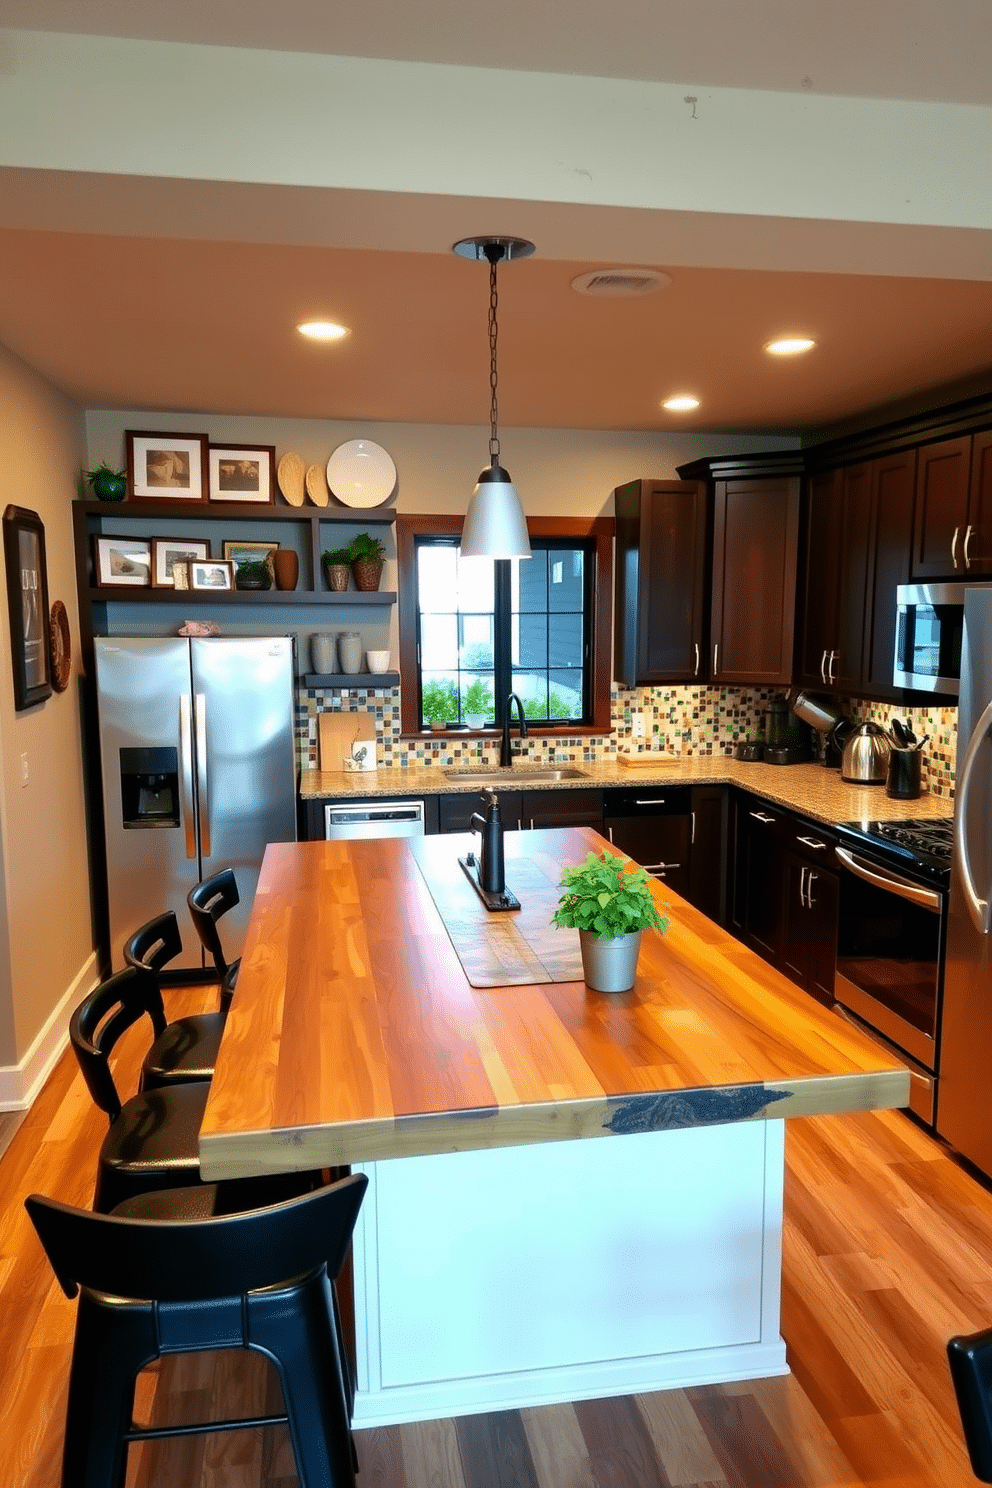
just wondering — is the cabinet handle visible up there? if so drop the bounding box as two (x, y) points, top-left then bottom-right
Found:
(691, 811), (696, 845)
(713, 644), (719, 674)
(797, 835), (827, 850)
(607, 826), (614, 843)
(529, 818), (535, 830)
(694, 642), (700, 676)
(749, 811), (776, 824)
(821, 649), (828, 684)
(635, 797), (664, 806)
(646, 863), (680, 874)
(828, 650), (837, 684)
(807, 870), (818, 907)
(799, 865), (809, 908)
(952, 525), (960, 569)
(964, 524), (974, 569)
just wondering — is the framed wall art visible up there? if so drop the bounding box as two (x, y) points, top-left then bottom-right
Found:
(151, 537), (210, 588)
(209, 444), (276, 504)
(189, 559), (234, 591)
(93, 536), (152, 588)
(3, 505), (52, 710)
(222, 539), (279, 573)
(126, 430), (209, 501)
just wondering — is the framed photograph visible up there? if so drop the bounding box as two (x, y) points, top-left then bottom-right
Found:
(126, 430), (209, 501)
(189, 559), (234, 591)
(172, 561), (190, 591)
(93, 535), (152, 589)
(151, 537), (210, 588)
(2, 505), (52, 710)
(222, 539), (279, 573)
(209, 444), (276, 504)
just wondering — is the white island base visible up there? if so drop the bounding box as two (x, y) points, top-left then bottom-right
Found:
(351, 1118), (788, 1427)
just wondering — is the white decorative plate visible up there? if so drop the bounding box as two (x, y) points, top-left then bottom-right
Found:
(326, 440), (396, 508)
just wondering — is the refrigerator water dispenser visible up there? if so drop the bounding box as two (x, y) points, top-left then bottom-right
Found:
(119, 747), (179, 828)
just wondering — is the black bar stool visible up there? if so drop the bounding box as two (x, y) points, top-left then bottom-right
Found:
(949, 1327), (992, 1480)
(125, 910), (226, 1088)
(25, 1172), (368, 1488)
(187, 868), (242, 1009)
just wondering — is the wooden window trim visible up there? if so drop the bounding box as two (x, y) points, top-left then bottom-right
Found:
(397, 514), (614, 738)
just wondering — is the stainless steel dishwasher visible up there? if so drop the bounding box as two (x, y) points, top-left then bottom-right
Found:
(324, 799), (426, 839)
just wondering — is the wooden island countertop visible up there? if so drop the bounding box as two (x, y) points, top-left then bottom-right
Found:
(199, 827), (908, 1182)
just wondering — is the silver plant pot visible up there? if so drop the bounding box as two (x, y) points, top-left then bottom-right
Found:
(578, 929), (642, 993)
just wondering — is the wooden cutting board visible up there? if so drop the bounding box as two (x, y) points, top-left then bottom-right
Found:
(318, 711), (376, 770)
(616, 750), (680, 768)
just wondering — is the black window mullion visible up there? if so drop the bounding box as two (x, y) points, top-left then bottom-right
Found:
(493, 558), (512, 726)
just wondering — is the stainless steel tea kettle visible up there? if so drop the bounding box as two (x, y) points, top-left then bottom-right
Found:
(841, 721), (891, 784)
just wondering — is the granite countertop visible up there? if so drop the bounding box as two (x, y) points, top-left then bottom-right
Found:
(300, 755), (951, 829)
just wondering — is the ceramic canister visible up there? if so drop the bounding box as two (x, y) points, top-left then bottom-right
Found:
(337, 631), (363, 673)
(310, 633), (338, 673)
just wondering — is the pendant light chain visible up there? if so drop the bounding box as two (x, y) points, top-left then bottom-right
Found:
(488, 251), (501, 467)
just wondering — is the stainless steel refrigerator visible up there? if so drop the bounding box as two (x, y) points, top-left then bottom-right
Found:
(95, 636), (297, 970)
(936, 587), (992, 1173)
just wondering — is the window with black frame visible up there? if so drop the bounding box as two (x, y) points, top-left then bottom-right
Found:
(414, 535), (592, 730)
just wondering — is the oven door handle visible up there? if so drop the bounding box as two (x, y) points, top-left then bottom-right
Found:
(834, 846), (942, 913)
(954, 697), (992, 935)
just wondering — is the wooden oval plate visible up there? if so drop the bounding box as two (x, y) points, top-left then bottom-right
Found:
(305, 463), (329, 506)
(276, 451), (306, 506)
(50, 600), (71, 692)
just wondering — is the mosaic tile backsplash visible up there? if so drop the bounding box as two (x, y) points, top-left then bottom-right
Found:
(296, 683), (958, 799)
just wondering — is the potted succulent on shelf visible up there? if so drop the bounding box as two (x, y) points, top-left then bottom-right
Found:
(350, 532), (386, 592)
(85, 461), (128, 503)
(552, 849), (668, 993)
(322, 545), (353, 592)
(233, 558), (272, 591)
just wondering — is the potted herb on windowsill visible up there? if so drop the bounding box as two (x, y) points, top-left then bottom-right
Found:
(552, 850), (668, 992)
(322, 546), (353, 592)
(85, 461), (128, 503)
(350, 533), (386, 592)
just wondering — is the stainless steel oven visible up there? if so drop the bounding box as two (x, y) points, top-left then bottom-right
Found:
(833, 818), (951, 1125)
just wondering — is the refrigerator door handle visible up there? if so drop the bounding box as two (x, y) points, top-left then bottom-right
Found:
(954, 698), (992, 935)
(194, 691), (211, 858)
(179, 693), (196, 860)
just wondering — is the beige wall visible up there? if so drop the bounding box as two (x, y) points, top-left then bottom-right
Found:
(0, 343), (95, 1069)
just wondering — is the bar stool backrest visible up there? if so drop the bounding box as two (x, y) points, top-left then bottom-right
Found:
(69, 966), (167, 1121)
(26, 1173), (368, 1302)
(124, 910), (183, 977)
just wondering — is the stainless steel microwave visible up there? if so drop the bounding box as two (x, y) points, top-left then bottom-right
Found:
(894, 581), (992, 695)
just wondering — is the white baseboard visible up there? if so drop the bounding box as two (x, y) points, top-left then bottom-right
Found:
(0, 952), (101, 1111)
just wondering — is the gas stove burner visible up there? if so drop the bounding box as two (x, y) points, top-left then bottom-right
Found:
(874, 818), (954, 860)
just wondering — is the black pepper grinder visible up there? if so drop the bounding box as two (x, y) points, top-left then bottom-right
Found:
(469, 790), (506, 895)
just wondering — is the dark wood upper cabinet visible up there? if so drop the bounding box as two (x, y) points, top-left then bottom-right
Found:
(910, 435), (974, 578)
(964, 430), (992, 575)
(797, 468), (842, 690)
(862, 449), (917, 699)
(613, 479), (709, 686)
(710, 476), (800, 686)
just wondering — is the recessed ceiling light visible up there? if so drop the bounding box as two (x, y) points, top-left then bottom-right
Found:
(297, 321), (350, 342)
(764, 336), (816, 356)
(662, 394), (700, 412)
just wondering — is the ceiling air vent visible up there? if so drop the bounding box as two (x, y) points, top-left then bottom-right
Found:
(570, 268), (671, 297)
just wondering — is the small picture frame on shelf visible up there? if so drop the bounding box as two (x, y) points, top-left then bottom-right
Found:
(172, 561), (190, 591)
(151, 538), (210, 588)
(222, 539), (279, 570)
(189, 559), (235, 591)
(209, 444), (276, 504)
(93, 535), (152, 588)
(126, 431), (209, 501)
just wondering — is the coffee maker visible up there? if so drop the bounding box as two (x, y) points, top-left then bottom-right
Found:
(762, 695), (815, 765)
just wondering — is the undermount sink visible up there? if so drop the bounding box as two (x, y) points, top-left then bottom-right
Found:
(443, 767), (589, 784)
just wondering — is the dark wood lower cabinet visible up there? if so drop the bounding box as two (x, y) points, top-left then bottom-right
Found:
(731, 791), (838, 1004)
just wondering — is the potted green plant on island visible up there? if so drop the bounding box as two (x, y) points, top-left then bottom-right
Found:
(84, 461), (128, 503)
(233, 558), (272, 591)
(322, 545), (353, 592)
(552, 849), (668, 992)
(350, 533), (386, 592)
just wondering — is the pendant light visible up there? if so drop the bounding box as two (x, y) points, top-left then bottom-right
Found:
(453, 235), (534, 560)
